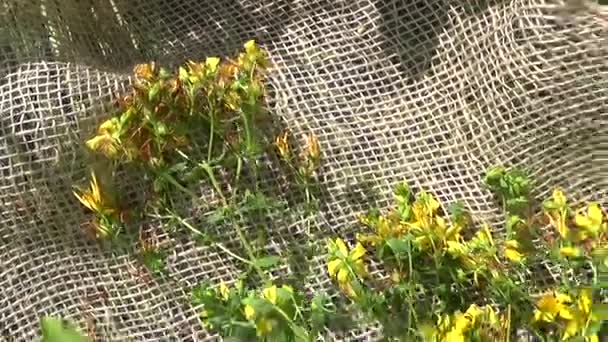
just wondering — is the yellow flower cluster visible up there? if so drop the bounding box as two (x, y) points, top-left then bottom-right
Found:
(86, 40), (268, 165)
(427, 304), (505, 342)
(274, 131), (321, 178)
(327, 238), (367, 298)
(243, 284), (295, 337)
(533, 289), (600, 341)
(357, 192), (460, 252)
(72, 171), (120, 238)
(544, 189), (607, 258)
(545, 189), (608, 250)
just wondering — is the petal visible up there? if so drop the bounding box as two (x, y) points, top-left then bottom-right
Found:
(219, 282), (229, 300)
(244, 40), (257, 53)
(342, 283), (357, 299)
(559, 307), (574, 320)
(588, 203), (603, 225)
(327, 259), (342, 277)
(559, 246), (581, 258)
(505, 240), (520, 249)
(335, 238), (348, 256)
(505, 248), (523, 262)
(578, 288), (592, 315)
(90, 172), (102, 204)
(555, 292), (573, 304)
(337, 268), (350, 285)
(205, 57), (220, 71)
(262, 285), (277, 305)
(352, 260), (367, 278)
(446, 241), (466, 255)
(244, 305), (255, 320)
(563, 319), (579, 340)
(575, 213), (593, 229)
(428, 195), (440, 212)
(435, 216), (446, 230)
(73, 191), (95, 212)
(350, 243), (366, 261)
(553, 189), (567, 207)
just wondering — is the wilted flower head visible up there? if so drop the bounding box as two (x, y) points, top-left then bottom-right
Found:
(133, 62), (157, 83)
(302, 132), (320, 174)
(274, 131), (290, 160)
(73, 171), (115, 216)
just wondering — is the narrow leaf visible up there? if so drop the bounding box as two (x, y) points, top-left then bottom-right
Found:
(254, 256), (281, 269)
(41, 317), (87, 342)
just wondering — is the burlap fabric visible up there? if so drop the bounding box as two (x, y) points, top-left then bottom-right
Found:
(0, 0), (606, 340)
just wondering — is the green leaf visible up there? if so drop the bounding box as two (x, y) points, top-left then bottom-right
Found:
(141, 249), (166, 276)
(158, 67), (171, 79)
(506, 215), (524, 231)
(484, 166), (504, 184)
(384, 238), (410, 259)
(394, 183), (411, 204)
(155, 121), (168, 137)
(543, 200), (559, 210)
(148, 82), (161, 102)
(41, 317), (87, 342)
(254, 256), (281, 269)
(448, 201), (466, 223)
(292, 325), (309, 341)
(506, 197), (528, 211)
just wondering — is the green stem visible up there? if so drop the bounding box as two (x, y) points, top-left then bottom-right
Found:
(242, 111), (252, 151)
(168, 210), (252, 266)
(160, 172), (200, 201)
(207, 110), (214, 162)
(200, 161), (268, 284)
(232, 156), (243, 199)
(273, 305), (310, 340)
(405, 239), (418, 330)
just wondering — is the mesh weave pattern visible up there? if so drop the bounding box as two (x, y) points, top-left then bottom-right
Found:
(0, 0), (606, 340)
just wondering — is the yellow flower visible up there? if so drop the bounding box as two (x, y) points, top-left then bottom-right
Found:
(219, 282), (229, 301)
(73, 171), (115, 216)
(446, 240), (467, 256)
(413, 192), (440, 221)
(244, 304), (255, 320)
(444, 330), (465, 342)
(98, 118), (119, 134)
(357, 215), (405, 246)
(244, 40), (257, 54)
(577, 288), (592, 316)
(327, 259), (342, 277)
(563, 288), (595, 340)
(205, 57), (220, 72)
(543, 192), (572, 240)
(560, 246), (582, 258)
(575, 203), (605, 239)
(274, 131), (290, 160)
(533, 292), (574, 323)
(334, 238), (348, 256)
(504, 240), (524, 263)
(553, 189), (567, 208)
(327, 238), (367, 298)
(86, 134), (119, 158)
(262, 285), (277, 305)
